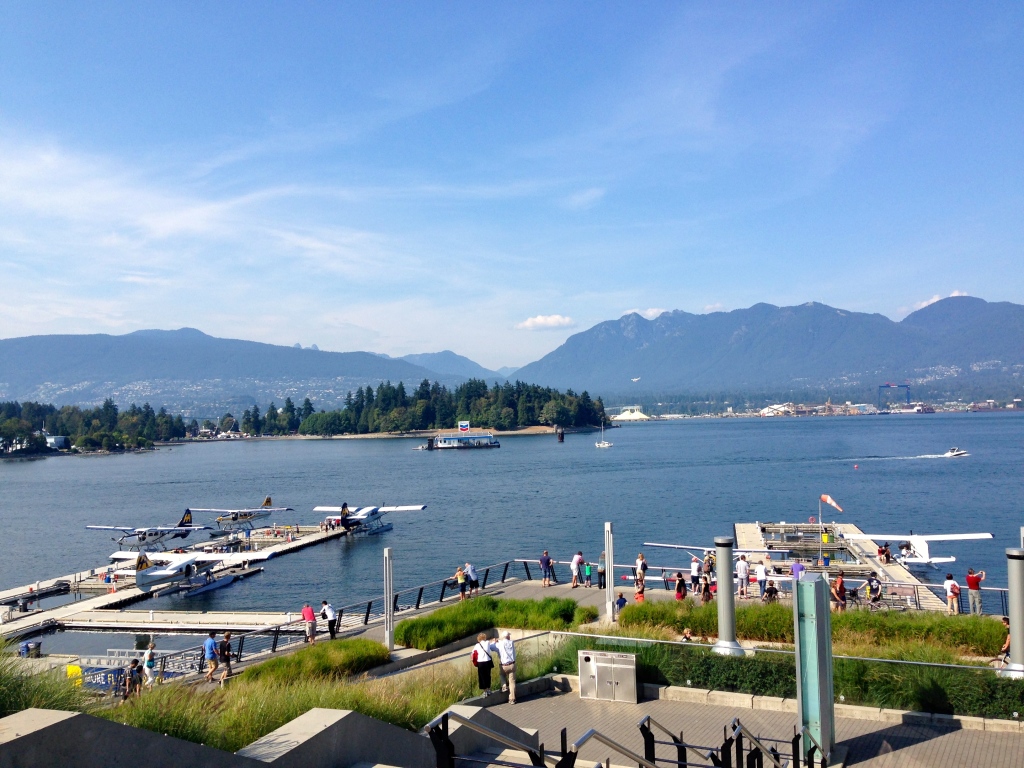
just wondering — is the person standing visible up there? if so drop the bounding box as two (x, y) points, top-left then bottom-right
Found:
(999, 617), (1011, 664)
(123, 659), (143, 703)
(635, 553), (648, 580)
(831, 571), (847, 612)
(142, 642), (157, 690)
(301, 602), (318, 643)
(966, 568), (985, 615)
(321, 600), (338, 639)
(674, 572), (686, 600)
(472, 632), (495, 695)
(703, 551), (715, 580)
(570, 551), (583, 588)
(218, 632), (233, 685)
(202, 631), (219, 682)
(754, 560), (768, 598)
(584, 560), (592, 588)
(943, 573), (961, 615)
(790, 560), (805, 582)
(539, 551), (552, 587)
(700, 575), (712, 605)
(465, 562), (480, 597)
(690, 557), (701, 592)
(597, 551), (606, 590)
(614, 592), (627, 619)
(452, 566), (468, 600)
(735, 556), (750, 598)
(491, 630), (517, 704)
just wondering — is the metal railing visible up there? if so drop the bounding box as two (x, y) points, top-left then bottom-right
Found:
(79, 558), (527, 693)
(424, 710), (555, 768)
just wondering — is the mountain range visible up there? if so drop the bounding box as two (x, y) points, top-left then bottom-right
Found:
(1, 296), (1021, 415)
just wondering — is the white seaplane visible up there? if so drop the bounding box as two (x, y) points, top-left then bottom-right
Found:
(188, 496), (294, 537)
(841, 531), (993, 567)
(314, 503), (427, 536)
(107, 546), (266, 595)
(86, 510), (210, 551)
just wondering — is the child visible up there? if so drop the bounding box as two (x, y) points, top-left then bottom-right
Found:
(614, 592), (627, 619)
(584, 561), (592, 588)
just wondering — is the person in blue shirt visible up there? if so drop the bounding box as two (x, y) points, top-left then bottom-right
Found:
(614, 592), (627, 619)
(202, 631), (219, 683)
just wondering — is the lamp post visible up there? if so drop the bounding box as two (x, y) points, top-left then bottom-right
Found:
(712, 536), (744, 657)
(998, 548), (1024, 679)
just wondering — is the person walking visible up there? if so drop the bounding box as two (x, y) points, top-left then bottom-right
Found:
(999, 617), (1011, 665)
(597, 551), (606, 590)
(465, 562), (480, 597)
(301, 602), (318, 643)
(321, 600), (338, 639)
(690, 556), (701, 592)
(735, 555), (750, 598)
(471, 632), (495, 695)
(491, 630), (517, 704)
(754, 560), (768, 598)
(943, 573), (961, 615)
(452, 566), (468, 600)
(202, 631), (219, 682)
(142, 641), (157, 690)
(539, 551), (552, 587)
(218, 632), (233, 685)
(966, 568), (986, 615)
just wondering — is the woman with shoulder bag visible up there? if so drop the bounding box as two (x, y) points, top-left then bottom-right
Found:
(471, 633), (495, 694)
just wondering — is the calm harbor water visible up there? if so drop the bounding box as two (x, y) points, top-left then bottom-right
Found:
(2, 414), (1022, 638)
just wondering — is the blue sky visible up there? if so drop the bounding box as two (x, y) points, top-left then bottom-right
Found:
(1, 3), (1021, 368)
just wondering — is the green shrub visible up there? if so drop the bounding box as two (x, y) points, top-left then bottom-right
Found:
(0, 652), (88, 718)
(395, 597), (595, 651)
(242, 638), (391, 683)
(618, 600), (1007, 655)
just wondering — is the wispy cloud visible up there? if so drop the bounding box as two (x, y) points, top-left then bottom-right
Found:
(703, 303), (725, 313)
(562, 187), (605, 210)
(913, 290), (969, 311)
(515, 314), (575, 331)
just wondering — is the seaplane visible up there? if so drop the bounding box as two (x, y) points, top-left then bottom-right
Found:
(314, 503), (427, 536)
(108, 546), (266, 596)
(187, 496), (294, 537)
(841, 531), (993, 567)
(86, 510), (211, 551)
(631, 377), (641, 382)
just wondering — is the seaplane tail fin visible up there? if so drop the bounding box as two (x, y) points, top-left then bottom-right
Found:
(178, 509), (193, 527)
(135, 553), (154, 572)
(262, 496), (273, 507)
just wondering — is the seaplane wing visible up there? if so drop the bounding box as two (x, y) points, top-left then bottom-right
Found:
(86, 525), (137, 532)
(190, 507), (293, 515)
(843, 533), (993, 542)
(378, 505), (428, 513)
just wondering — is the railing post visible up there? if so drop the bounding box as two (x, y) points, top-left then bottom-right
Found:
(426, 713), (456, 768)
(675, 730), (687, 768)
(791, 732), (801, 768)
(561, 727), (567, 757)
(523, 561), (532, 580)
(236, 636), (245, 662)
(720, 736), (733, 768)
(502, 562), (510, 583)
(639, 722), (655, 763)
(735, 729), (743, 768)
(416, 587), (424, 609)
(364, 600), (373, 625)
(271, 627), (280, 653)
(439, 581), (447, 602)
(481, 568), (490, 590)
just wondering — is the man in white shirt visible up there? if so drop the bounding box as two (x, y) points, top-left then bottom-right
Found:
(754, 561), (768, 598)
(321, 601), (338, 640)
(689, 557), (701, 592)
(736, 556), (750, 598)
(489, 631), (517, 704)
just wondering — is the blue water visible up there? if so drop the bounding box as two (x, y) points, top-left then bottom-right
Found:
(2, 414), (1021, 625)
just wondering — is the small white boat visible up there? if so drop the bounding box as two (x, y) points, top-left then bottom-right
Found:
(942, 447), (969, 458)
(595, 423), (613, 449)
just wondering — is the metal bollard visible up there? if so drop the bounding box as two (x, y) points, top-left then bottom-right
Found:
(713, 536), (744, 656)
(999, 548), (1024, 678)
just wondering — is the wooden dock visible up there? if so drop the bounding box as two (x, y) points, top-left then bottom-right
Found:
(0, 524), (350, 641)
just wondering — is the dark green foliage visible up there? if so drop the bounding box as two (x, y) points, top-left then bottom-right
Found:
(242, 638), (391, 682)
(619, 599), (1008, 656)
(394, 597), (599, 651)
(298, 378), (607, 435)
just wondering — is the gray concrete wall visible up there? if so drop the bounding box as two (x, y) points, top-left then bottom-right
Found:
(0, 709), (258, 768)
(237, 708), (435, 768)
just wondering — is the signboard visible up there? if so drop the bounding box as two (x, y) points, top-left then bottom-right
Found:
(458, 421), (470, 432)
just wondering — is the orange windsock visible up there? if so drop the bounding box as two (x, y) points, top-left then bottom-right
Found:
(820, 494), (843, 512)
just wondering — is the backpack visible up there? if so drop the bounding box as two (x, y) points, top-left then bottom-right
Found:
(471, 649), (479, 667)
(640, 560), (648, 573)
(950, 583), (961, 597)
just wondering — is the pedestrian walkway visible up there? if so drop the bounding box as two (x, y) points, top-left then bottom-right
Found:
(487, 690), (1024, 767)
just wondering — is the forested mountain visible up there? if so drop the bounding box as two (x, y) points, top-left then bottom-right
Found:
(514, 296), (1024, 397)
(396, 351), (502, 380)
(0, 328), (464, 414)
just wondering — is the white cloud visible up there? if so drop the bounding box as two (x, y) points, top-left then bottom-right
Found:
(562, 187), (606, 210)
(703, 303), (725, 313)
(624, 308), (667, 320)
(913, 295), (942, 310)
(515, 314), (575, 331)
(949, 289), (968, 297)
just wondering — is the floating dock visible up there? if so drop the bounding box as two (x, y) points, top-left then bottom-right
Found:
(734, 521), (946, 611)
(0, 524), (349, 641)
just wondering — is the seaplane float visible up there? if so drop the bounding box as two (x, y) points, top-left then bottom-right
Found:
(314, 503), (427, 536)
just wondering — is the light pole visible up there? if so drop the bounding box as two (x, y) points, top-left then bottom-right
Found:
(712, 536), (743, 657)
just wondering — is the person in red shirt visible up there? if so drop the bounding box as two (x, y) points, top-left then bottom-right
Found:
(965, 568), (986, 615)
(301, 602), (317, 644)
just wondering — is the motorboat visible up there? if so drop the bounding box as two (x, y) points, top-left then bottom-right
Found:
(942, 447), (969, 458)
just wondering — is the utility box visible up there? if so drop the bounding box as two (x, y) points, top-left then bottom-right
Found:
(578, 650), (637, 703)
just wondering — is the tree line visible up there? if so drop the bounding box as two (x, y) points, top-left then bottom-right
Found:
(297, 379), (607, 436)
